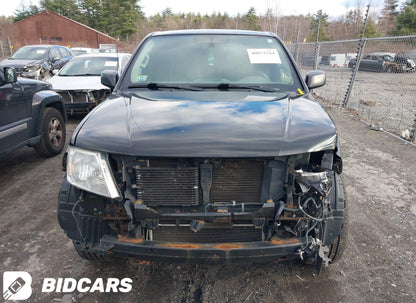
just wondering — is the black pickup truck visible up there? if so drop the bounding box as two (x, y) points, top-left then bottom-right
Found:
(0, 67), (66, 158)
(58, 30), (346, 272)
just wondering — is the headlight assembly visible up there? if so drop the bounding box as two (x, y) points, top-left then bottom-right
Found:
(66, 146), (120, 199)
(24, 64), (41, 73)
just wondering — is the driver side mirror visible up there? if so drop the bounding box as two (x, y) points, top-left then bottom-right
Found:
(1, 67), (17, 85)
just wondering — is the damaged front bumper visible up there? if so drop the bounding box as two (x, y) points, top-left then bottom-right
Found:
(58, 150), (346, 266)
(96, 235), (302, 261)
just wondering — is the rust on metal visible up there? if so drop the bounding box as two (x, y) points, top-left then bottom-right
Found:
(164, 243), (201, 249)
(215, 244), (243, 250)
(117, 236), (144, 244)
(270, 238), (300, 245)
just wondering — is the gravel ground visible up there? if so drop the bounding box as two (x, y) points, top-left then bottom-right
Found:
(1, 99), (415, 303)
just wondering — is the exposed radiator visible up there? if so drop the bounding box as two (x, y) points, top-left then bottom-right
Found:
(133, 159), (264, 206)
(135, 167), (199, 206)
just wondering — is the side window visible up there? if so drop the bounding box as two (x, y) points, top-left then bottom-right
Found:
(58, 47), (70, 58)
(384, 55), (393, 62)
(49, 48), (60, 61)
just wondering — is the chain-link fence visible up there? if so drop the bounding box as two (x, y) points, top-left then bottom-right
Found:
(287, 35), (416, 143)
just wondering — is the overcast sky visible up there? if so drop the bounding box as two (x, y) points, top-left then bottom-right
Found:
(0, 0), (397, 19)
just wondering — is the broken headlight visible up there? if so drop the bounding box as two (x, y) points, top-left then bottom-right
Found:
(66, 146), (120, 199)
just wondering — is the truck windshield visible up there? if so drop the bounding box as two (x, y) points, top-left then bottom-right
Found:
(125, 34), (301, 92)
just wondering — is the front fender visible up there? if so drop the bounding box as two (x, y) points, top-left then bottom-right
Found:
(31, 90), (66, 137)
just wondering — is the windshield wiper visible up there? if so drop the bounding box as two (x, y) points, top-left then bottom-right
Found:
(128, 82), (203, 91)
(216, 83), (277, 92)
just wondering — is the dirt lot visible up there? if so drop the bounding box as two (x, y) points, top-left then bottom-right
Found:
(1, 100), (415, 303)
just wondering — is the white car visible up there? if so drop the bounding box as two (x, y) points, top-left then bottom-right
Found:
(70, 47), (99, 56)
(48, 53), (131, 114)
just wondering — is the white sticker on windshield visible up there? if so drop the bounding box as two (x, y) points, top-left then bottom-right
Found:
(247, 49), (281, 64)
(104, 61), (117, 67)
(36, 50), (46, 54)
(136, 75), (148, 81)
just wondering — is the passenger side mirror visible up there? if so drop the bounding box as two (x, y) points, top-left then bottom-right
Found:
(305, 70), (326, 90)
(101, 70), (119, 91)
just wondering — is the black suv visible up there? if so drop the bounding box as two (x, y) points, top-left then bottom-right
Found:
(0, 45), (73, 81)
(58, 30), (346, 271)
(0, 67), (66, 157)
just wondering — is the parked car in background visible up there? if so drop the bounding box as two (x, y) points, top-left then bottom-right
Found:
(330, 54), (347, 67)
(345, 53), (357, 67)
(0, 67), (66, 158)
(58, 30), (346, 272)
(70, 47), (99, 56)
(319, 55), (330, 65)
(349, 52), (415, 72)
(0, 45), (73, 80)
(393, 52), (416, 72)
(48, 53), (131, 114)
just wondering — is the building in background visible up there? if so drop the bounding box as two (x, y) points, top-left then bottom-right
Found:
(7, 10), (125, 53)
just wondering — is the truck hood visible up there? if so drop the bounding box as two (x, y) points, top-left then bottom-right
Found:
(73, 92), (337, 157)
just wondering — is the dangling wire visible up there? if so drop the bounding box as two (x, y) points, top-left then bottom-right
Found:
(72, 192), (87, 242)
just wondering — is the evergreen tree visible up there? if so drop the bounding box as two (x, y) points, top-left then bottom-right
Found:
(394, 0), (416, 35)
(78, 0), (102, 29)
(243, 7), (260, 31)
(99, 0), (143, 39)
(363, 17), (380, 37)
(309, 10), (329, 41)
(40, 0), (81, 21)
(13, 0), (40, 22)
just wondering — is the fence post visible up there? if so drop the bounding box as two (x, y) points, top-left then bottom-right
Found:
(313, 17), (321, 70)
(342, 4), (370, 107)
(294, 22), (300, 64)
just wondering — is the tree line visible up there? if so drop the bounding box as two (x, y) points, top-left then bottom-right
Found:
(9, 0), (416, 45)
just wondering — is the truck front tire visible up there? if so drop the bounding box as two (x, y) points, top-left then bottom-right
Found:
(35, 107), (66, 157)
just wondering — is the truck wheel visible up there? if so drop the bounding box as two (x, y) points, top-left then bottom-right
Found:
(35, 107), (66, 157)
(72, 240), (109, 261)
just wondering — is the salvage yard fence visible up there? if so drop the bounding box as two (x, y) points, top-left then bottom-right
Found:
(0, 39), (11, 59)
(287, 35), (416, 143)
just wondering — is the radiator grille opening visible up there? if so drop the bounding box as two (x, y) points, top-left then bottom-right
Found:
(211, 160), (264, 203)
